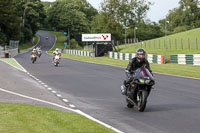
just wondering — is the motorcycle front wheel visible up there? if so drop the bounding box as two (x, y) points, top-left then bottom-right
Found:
(137, 90), (148, 112)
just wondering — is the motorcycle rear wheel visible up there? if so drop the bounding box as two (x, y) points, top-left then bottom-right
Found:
(32, 59), (35, 64)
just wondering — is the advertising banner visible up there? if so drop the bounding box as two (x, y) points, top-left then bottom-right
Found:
(82, 33), (111, 42)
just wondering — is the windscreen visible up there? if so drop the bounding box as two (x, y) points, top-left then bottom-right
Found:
(134, 67), (153, 80)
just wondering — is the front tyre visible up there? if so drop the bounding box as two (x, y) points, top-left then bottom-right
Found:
(137, 90), (148, 112)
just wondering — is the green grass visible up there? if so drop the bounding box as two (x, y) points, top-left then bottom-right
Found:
(60, 53), (200, 78)
(0, 103), (115, 133)
(118, 28), (200, 56)
(19, 35), (40, 53)
(0, 58), (26, 72)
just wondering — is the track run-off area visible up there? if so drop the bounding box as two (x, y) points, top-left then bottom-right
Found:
(14, 32), (200, 133)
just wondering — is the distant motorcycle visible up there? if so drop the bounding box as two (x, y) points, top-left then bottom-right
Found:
(121, 66), (155, 112)
(37, 51), (42, 58)
(53, 55), (60, 66)
(30, 54), (37, 64)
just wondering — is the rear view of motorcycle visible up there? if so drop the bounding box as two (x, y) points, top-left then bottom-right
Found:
(30, 54), (37, 64)
(121, 66), (155, 112)
(37, 51), (42, 58)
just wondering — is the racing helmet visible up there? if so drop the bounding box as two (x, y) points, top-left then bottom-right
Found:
(32, 49), (36, 54)
(136, 48), (146, 62)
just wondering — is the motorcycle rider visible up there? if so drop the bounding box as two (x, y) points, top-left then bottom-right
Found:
(36, 46), (42, 56)
(121, 48), (152, 95)
(31, 48), (37, 56)
(52, 48), (61, 63)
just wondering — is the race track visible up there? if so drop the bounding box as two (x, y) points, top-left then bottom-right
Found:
(15, 32), (200, 133)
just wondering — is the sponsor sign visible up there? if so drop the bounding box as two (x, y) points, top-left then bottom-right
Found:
(82, 33), (111, 42)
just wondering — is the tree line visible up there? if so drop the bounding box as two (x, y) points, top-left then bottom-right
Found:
(0, 0), (45, 44)
(0, 0), (199, 48)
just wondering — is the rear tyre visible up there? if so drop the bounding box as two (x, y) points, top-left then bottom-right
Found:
(32, 58), (35, 64)
(126, 99), (134, 108)
(137, 90), (148, 112)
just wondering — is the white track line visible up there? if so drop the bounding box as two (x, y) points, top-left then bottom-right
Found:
(69, 104), (75, 108)
(48, 88), (52, 91)
(52, 91), (56, 93)
(56, 94), (62, 97)
(49, 34), (57, 51)
(44, 85), (48, 87)
(0, 87), (123, 133)
(63, 99), (68, 102)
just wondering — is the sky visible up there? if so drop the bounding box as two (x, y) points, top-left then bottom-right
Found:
(41, 0), (180, 23)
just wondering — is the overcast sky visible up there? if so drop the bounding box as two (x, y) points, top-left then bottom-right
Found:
(41, 0), (180, 23)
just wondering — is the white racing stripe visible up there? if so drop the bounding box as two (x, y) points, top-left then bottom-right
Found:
(56, 94), (62, 97)
(0, 87), (123, 133)
(48, 88), (52, 91)
(52, 91), (56, 93)
(69, 104), (75, 108)
(63, 99), (68, 102)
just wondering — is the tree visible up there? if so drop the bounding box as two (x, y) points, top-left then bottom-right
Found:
(0, 0), (20, 43)
(91, 13), (123, 41)
(15, 0), (46, 42)
(101, 0), (151, 26)
(47, 0), (95, 39)
(160, 0), (200, 34)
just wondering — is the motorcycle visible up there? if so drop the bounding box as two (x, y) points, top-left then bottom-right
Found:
(30, 54), (37, 64)
(37, 51), (42, 58)
(121, 66), (155, 112)
(53, 55), (60, 66)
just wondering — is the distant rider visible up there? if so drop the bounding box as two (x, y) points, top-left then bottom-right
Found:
(121, 48), (152, 95)
(36, 46), (42, 56)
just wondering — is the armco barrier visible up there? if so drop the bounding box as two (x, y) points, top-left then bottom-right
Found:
(109, 52), (165, 64)
(0, 51), (4, 58)
(64, 49), (92, 57)
(170, 54), (200, 65)
(8, 48), (18, 57)
(0, 48), (18, 58)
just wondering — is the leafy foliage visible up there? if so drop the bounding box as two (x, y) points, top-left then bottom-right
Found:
(160, 0), (200, 34)
(0, 0), (45, 44)
(0, 0), (20, 43)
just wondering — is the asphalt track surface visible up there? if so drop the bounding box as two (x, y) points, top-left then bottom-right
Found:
(16, 32), (200, 133)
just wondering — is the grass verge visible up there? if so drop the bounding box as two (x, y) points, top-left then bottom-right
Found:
(19, 34), (39, 53)
(0, 58), (26, 72)
(60, 53), (200, 78)
(0, 103), (115, 133)
(117, 28), (200, 55)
